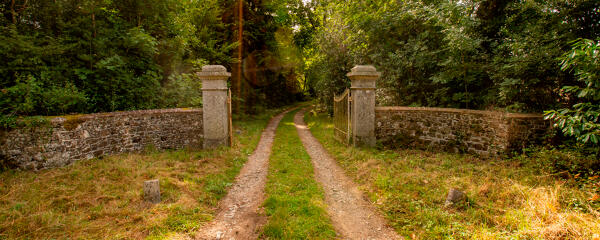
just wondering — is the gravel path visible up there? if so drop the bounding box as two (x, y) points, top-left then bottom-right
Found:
(294, 108), (401, 240)
(196, 109), (293, 240)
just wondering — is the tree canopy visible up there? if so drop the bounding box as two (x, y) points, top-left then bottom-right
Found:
(1, 0), (599, 146)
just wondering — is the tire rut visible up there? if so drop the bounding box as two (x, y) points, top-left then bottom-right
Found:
(196, 108), (294, 240)
(294, 108), (401, 240)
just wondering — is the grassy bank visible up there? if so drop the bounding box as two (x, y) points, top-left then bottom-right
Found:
(305, 110), (600, 239)
(260, 109), (336, 239)
(0, 109), (280, 239)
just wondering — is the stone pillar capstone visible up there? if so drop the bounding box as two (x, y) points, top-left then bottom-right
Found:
(198, 65), (231, 149)
(347, 65), (380, 147)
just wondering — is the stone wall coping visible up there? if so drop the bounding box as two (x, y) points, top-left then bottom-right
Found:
(49, 108), (202, 124)
(347, 65), (381, 78)
(196, 65), (231, 78)
(196, 71), (232, 78)
(375, 106), (543, 119)
(202, 65), (227, 72)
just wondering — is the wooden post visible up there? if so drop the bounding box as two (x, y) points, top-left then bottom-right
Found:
(228, 89), (233, 146)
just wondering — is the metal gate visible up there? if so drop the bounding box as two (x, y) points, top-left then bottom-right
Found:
(333, 88), (351, 145)
(228, 89), (233, 146)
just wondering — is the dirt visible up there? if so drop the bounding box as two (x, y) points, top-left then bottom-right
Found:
(294, 108), (402, 240)
(195, 107), (400, 239)
(195, 109), (293, 240)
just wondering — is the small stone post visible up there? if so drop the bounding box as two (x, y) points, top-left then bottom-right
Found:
(347, 65), (380, 147)
(198, 65), (231, 149)
(144, 179), (161, 204)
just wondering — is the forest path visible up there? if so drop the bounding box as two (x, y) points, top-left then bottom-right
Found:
(195, 108), (294, 240)
(294, 108), (401, 240)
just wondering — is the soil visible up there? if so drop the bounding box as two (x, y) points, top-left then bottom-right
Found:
(294, 108), (402, 240)
(195, 107), (401, 239)
(195, 109), (293, 240)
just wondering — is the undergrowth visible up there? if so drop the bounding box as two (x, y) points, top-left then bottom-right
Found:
(305, 110), (600, 239)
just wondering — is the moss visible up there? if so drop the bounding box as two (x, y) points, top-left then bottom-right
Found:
(0, 115), (17, 130)
(0, 116), (52, 130)
(62, 115), (87, 131)
(390, 114), (404, 121)
(470, 123), (484, 132)
(24, 116), (51, 129)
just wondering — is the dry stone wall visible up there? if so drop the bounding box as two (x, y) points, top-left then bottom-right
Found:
(375, 107), (549, 155)
(0, 109), (203, 170)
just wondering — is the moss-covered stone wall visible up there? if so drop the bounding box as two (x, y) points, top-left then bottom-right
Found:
(375, 107), (549, 155)
(0, 109), (203, 170)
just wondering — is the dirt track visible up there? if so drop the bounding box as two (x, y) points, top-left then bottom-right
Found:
(196, 107), (400, 239)
(196, 109), (293, 240)
(294, 108), (401, 240)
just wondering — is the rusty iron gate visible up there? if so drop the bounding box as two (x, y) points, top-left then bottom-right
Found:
(334, 88), (351, 145)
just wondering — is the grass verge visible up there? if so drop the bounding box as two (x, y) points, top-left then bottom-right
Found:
(0, 109), (281, 239)
(260, 109), (336, 239)
(305, 110), (600, 240)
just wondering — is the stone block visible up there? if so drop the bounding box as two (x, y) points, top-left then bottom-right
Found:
(347, 65), (380, 147)
(199, 65), (231, 149)
(144, 179), (161, 204)
(445, 188), (467, 208)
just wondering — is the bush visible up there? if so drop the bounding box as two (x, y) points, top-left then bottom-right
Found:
(545, 39), (600, 146)
(0, 75), (87, 116)
(161, 73), (203, 108)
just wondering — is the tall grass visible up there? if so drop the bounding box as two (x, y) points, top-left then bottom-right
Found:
(305, 111), (600, 239)
(0, 109), (280, 239)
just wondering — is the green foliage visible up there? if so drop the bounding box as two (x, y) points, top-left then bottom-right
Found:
(306, 0), (600, 113)
(2, 0), (598, 122)
(0, 0), (234, 116)
(0, 114), (17, 129)
(490, 0), (575, 112)
(545, 39), (600, 146)
(161, 73), (203, 108)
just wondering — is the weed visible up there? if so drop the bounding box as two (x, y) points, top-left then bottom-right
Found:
(260, 109), (337, 239)
(305, 111), (600, 239)
(0, 108), (282, 239)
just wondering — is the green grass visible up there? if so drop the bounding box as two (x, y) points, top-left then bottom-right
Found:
(260, 109), (337, 239)
(0, 108), (282, 239)
(305, 110), (600, 240)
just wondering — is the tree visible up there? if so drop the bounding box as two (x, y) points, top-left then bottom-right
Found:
(0, 0), (234, 120)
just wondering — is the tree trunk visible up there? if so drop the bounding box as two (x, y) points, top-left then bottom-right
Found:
(11, 0), (17, 24)
(235, 0), (244, 113)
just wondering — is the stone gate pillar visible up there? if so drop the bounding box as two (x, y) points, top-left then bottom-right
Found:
(347, 65), (380, 147)
(198, 65), (231, 149)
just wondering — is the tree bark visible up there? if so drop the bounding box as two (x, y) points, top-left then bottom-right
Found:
(235, 0), (244, 113)
(11, 0), (16, 24)
(92, 12), (96, 38)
